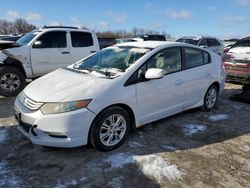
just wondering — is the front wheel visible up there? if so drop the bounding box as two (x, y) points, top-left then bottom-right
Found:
(0, 66), (26, 97)
(90, 106), (130, 151)
(202, 84), (218, 111)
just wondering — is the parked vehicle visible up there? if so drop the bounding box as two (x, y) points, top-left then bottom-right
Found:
(98, 37), (116, 49)
(141, 34), (166, 41)
(116, 38), (142, 44)
(14, 41), (225, 151)
(222, 36), (250, 84)
(223, 39), (239, 53)
(0, 26), (100, 97)
(176, 36), (224, 55)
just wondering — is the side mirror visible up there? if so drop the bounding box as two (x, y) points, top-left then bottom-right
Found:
(145, 68), (164, 80)
(33, 41), (42, 48)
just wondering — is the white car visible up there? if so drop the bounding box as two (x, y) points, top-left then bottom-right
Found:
(176, 36), (224, 55)
(14, 41), (226, 151)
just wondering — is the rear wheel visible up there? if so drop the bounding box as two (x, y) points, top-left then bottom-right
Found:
(202, 84), (218, 111)
(90, 106), (130, 151)
(0, 66), (26, 97)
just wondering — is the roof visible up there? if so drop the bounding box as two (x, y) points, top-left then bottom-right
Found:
(115, 41), (173, 49)
(116, 41), (200, 49)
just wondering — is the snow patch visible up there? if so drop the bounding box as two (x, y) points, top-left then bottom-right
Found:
(0, 161), (22, 187)
(161, 145), (178, 151)
(208, 114), (228, 121)
(0, 129), (8, 143)
(232, 104), (243, 110)
(55, 179), (77, 188)
(104, 153), (134, 169)
(134, 154), (183, 183)
(183, 124), (207, 136)
(128, 141), (143, 148)
(107, 176), (124, 188)
(104, 153), (183, 183)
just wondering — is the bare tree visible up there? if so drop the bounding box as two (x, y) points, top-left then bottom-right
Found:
(0, 18), (36, 35)
(14, 18), (36, 34)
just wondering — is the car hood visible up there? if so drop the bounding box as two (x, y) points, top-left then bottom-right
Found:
(23, 68), (112, 102)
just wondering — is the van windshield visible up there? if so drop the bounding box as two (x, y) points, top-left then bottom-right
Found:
(16, 30), (41, 46)
(72, 46), (150, 78)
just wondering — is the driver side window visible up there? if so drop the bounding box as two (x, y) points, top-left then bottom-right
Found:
(137, 47), (182, 80)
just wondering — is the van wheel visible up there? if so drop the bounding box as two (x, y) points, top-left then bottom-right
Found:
(0, 66), (26, 97)
(202, 84), (218, 111)
(90, 106), (130, 151)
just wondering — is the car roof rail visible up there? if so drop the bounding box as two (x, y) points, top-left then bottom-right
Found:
(43, 25), (79, 29)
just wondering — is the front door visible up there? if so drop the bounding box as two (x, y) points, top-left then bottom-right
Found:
(31, 31), (70, 76)
(135, 47), (185, 124)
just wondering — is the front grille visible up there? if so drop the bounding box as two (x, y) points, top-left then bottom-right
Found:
(19, 92), (44, 110)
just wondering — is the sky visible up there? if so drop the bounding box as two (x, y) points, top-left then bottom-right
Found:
(0, 0), (250, 39)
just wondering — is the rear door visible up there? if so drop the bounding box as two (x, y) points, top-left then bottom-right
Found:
(182, 47), (212, 108)
(70, 31), (97, 63)
(31, 31), (70, 76)
(135, 47), (185, 124)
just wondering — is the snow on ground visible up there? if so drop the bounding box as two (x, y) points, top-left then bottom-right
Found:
(182, 124), (207, 136)
(134, 154), (183, 183)
(55, 179), (78, 188)
(104, 153), (135, 169)
(128, 141), (144, 148)
(107, 176), (124, 188)
(0, 161), (22, 187)
(208, 114), (228, 121)
(0, 129), (8, 143)
(161, 145), (178, 152)
(105, 153), (183, 183)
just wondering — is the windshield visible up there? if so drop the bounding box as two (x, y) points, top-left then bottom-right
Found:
(72, 46), (150, 78)
(176, 38), (199, 45)
(232, 39), (250, 48)
(16, 30), (41, 46)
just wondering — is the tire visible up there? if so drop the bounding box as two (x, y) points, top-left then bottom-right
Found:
(0, 66), (26, 97)
(202, 84), (218, 111)
(90, 106), (130, 151)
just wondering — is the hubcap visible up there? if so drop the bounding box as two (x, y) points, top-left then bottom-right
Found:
(205, 88), (217, 109)
(0, 73), (20, 92)
(99, 114), (126, 147)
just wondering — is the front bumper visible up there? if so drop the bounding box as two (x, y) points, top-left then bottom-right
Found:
(14, 97), (96, 148)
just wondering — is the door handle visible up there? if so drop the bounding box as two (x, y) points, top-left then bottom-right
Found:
(90, 51), (97, 53)
(175, 79), (183, 86)
(61, 51), (70, 54)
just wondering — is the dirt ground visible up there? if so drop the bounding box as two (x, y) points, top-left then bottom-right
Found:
(0, 83), (250, 188)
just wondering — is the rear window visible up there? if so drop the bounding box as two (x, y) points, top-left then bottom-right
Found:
(176, 38), (199, 45)
(207, 39), (220, 47)
(232, 39), (250, 48)
(184, 48), (210, 69)
(70, 32), (93, 47)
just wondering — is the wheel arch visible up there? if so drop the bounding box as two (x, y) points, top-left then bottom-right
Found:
(87, 103), (136, 144)
(2, 57), (27, 78)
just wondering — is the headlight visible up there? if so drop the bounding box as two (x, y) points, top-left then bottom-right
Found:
(40, 99), (92, 114)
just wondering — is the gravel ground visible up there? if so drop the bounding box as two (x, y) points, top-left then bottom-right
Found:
(0, 83), (250, 188)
